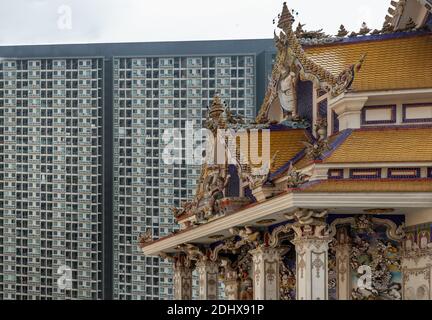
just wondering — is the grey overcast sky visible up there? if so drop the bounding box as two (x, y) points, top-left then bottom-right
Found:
(0, 0), (390, 45)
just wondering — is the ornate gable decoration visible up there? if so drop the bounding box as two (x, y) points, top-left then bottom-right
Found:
(171, 96), (251, 228)
(256, 2), (366, 124)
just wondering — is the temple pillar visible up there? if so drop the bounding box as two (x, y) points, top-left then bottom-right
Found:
(285, 208), (331, 300)
(196, 259), (219, 300)
(292, 228), (330, 300)
(173, 258), (193, 300)
(250, 246), (282, 300)
(223, 267), (240, 300)
(334, 228), (351, 300)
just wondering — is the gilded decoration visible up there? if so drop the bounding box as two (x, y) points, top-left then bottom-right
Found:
(138, 229), (153, 249)
(350, 226), (402, 300)
(302, 117), (330, 161)
(217, 249), (255, 300)
(286, 163), (310, 188)
(285, 208), (328, 227)
(256, 2), (365, 124)
(210, 226), (265, 260)
(280, 246), (297, 300)
(170, 96), (252, 226)
(403, 222), (432, 262)
(326, 215), (404, 300)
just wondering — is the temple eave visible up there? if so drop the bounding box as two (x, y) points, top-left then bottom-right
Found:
(142, 190), (432, 256)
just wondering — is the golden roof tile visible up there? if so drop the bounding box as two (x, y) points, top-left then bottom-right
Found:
(323, 127), (432, 163)
(237, 128), (306, 171)
(305, 33), (432, 92)
(297, 179), (432, 193)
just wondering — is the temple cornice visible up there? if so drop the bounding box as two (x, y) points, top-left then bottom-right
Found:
(141, 191), (432, 256)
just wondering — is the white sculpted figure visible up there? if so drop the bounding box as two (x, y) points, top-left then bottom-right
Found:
(278, 65), (297, 115)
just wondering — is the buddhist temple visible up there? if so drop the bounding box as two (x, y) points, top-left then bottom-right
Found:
(140, 0), (432, 300)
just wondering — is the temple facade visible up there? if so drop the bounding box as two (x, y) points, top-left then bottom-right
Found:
(141, 1), (432, 300)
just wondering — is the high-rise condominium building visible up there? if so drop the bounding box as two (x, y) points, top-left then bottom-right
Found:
(0, 58), (104, 299)
(0, 40), (275, 300)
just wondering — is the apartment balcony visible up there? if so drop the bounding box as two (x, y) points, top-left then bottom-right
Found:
(187, 73), (201, 78)
(187, 101), (201, 108)
(78, 83), (92, 88)
(216, 60), (231, 67)
(216, 72), (230, 78)
(160, 84), (174, 89)
(187, 62), (202, 68)
(133, 83), (146, 88)
(160, 72), (174, 78)
(3, 81), (17, 88)
(52, 93), (66, 99)
(78, 93), (93, 99)
(160, 92), (174, 98)
(78, 64), (92, 69)
(3, 64), (16, 70)
(187, 82), (201, 88)
(78, 73), (92, 79)
(4, 92), (16, 98)
(3, 73), (17, 80)
(52, 64), (66, 70)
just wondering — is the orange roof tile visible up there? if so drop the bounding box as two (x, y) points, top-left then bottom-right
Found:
(323, 127), (432, 163)
(292, 131), (347, 169)
(305, 33), (432, 92)
(297, 179), (432, 193)
(237, 128), (306, 171)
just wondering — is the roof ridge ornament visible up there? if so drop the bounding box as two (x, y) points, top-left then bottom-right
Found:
(277, 2), (295, 30)
(255, 2), (366, 124)
(205, 94), (246, 132)
(169, 95), (252, 227)
(331, 53), (367, 97)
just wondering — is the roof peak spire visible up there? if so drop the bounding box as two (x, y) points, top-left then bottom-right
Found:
(278, 2), (295, 30)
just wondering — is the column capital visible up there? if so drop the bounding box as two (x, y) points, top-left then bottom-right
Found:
(196, 258), (219, 273)
(285, 208), (328, 226)
(285, 208), (331, 243)
(249, 245), (284, 260)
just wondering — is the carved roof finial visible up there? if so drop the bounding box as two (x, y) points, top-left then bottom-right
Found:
(295, 22), (305, 37)
(359, 22), (371, 35)
(337, 24), (349, 37)
(403, 17), (417, 30)
(278, 2), (295, 30)
(208, 94), (225, 119)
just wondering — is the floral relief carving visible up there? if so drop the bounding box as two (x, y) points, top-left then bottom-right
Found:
(298, 252), (306, 279)
(266, 262), (277, 284)
(312, 253), (325, 278)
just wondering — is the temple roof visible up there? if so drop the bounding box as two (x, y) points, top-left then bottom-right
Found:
(238, 127), (307, 172)
(305, 33), (432, 92)
(296, 179), (432, 192)
(322, 126), (432, 163)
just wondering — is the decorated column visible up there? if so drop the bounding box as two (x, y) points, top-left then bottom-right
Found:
(287, 208), (330, 300)
(223, 266), (240, 300)
(173, 256), (193, 300)
(196, 259), (219, 300)
(334, 227), (351, 300)
(250, 246), (282, 300)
